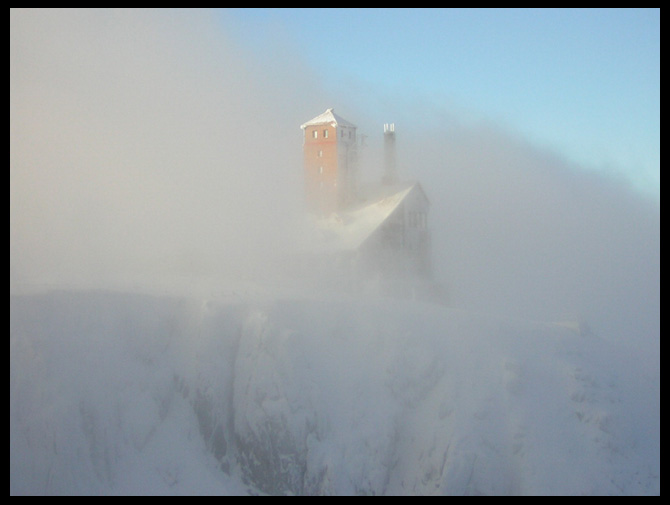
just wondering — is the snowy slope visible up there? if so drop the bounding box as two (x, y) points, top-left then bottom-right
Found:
(10, 290), (659, 495)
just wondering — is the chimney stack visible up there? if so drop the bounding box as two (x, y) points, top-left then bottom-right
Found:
(382, 123), (397, 185)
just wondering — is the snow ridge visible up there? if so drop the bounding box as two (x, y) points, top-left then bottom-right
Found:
(10, 290), (659, 495)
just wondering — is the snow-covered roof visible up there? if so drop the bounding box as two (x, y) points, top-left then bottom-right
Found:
(310, 181), (421, 252)
(300, 108), (357, 130)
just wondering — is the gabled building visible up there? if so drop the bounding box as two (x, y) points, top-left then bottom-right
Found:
(313, 180), (432, 277)
(300, 108), (432, 279)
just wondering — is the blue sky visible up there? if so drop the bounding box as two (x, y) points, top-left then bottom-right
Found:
(221, 8), (660, 201)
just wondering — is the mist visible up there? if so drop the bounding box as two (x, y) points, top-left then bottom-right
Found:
(10, 10), (660, 495)
(399, 118), (660, 351)
(11, 9), (658, 347)
(10, 9), (314, 292)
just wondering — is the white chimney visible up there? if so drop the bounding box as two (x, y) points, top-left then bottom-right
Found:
(382, 123), (397, 185)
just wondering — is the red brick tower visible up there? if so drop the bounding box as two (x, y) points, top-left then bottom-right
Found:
(301, 108), (357, 214)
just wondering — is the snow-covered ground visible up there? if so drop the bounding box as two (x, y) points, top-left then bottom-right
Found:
(10, 287), (659, 495)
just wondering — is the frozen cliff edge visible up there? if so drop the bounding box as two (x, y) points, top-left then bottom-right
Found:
(10, 290), (659, 495)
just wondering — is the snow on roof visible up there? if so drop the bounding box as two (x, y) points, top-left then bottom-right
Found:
(300, 108), (357, 130)
(311, 182), (418, 252)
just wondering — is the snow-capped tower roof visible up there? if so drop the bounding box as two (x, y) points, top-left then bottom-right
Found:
(300, 108), (357, 129)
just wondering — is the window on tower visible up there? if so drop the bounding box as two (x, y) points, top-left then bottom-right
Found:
(323, 129), (329, 138)
(312, 130), (318, 139)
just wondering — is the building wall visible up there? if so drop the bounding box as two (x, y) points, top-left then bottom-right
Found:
(303, 124), (338, 213)
(336, 125), (358, 208)
(400, 185), (431, 276)
(303, 124), (357, 214)
(359, 185), (432, 277)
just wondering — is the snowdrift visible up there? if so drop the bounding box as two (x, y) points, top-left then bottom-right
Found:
(10, 290), (659, 495)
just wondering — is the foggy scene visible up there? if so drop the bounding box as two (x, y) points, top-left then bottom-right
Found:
(10, 9), (659, 495)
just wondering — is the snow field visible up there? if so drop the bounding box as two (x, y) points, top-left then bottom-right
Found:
(10, 290), (659, 495)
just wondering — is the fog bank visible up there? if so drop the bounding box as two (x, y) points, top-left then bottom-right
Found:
(11, 9), (659, 352)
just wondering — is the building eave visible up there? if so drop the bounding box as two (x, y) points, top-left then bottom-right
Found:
(300, 108), (357, 130)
